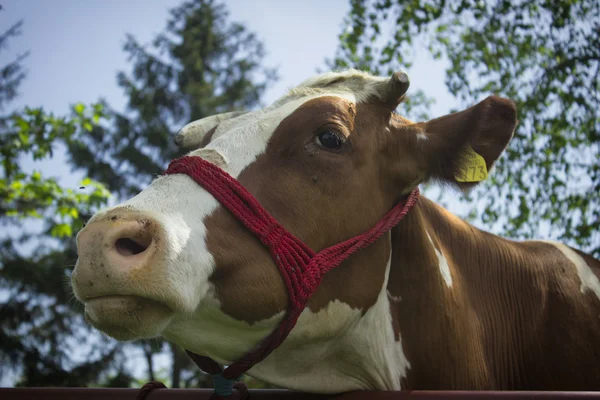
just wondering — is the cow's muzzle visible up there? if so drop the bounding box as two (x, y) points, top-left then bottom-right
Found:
(71, 209), (174, 340)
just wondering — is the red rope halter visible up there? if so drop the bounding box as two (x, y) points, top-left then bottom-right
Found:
(164, 155), (420, 383)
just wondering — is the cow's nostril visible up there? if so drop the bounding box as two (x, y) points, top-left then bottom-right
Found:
(115, 237), (151, 257)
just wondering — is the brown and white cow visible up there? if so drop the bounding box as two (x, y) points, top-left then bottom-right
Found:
(72, 69), (600, 392)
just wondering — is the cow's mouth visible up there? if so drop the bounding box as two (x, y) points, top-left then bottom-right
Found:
(84, 295), (174, 340)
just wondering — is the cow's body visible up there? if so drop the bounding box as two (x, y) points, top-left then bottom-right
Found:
(390, 197), (600, 390)
(72, 69), (600, 392)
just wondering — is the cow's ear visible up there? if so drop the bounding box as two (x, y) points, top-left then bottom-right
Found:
(413, 95), (517, 191)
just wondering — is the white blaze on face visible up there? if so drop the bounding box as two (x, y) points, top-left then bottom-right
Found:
(426, 231), (453, 288)
(175, 111), (247, 148)
(191, 91), (357, 177)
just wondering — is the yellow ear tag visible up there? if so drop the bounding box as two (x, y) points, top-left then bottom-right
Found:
(454, 147), (488, 182)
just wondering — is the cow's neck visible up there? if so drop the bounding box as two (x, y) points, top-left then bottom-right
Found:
(245, 199), (425, 392)
(247, 240), (408, 393)
(242, 196), (527, 392)
(246, 196), (559, 392)
(387, 196), (536, 389)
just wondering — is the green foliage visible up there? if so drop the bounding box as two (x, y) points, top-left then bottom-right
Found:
(1, 104), (111, 236)
(0, 15), (120, 386)
(332, 0), (599, 256)
(69, 0), (277, 198)
(0, 103), (116, 385)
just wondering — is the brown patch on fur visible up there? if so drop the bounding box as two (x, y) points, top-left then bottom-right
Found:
(390, 198), (600, 390)
(206, 97), (397, 323)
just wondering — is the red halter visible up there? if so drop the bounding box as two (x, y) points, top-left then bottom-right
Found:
(164, 155), (420, 386)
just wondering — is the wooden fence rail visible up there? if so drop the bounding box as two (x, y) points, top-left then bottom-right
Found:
(1, 388), (599, 399)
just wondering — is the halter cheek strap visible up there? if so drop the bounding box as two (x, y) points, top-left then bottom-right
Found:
(163, 156), (420, 397)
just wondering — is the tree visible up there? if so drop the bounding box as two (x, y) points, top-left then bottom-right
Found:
(66, 0), (277, 387)
(0, 19), (121, 386)
(68, 0), (276, 199)
(330, 0), (599, 256)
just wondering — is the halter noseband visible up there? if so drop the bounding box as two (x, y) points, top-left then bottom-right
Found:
(163, 155), (420, 397)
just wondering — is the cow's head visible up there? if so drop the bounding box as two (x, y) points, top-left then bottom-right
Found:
(72, 69), (516, 389)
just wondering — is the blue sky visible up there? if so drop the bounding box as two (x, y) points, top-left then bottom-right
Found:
(3, 0), (455, 112)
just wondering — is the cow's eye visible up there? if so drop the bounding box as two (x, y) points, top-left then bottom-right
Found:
(316, 131), (344, 149)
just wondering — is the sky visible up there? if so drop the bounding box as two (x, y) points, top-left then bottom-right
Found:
(3, 0), (456, 112)
(0, 0), (462, 384)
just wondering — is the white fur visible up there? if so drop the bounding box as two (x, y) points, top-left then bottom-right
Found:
(175, 111), (247, 148)
(282, 69), (398, 105)
(416, 133), (428, 141)
(80, 174), (214, 315)
(247, 251), (411, 392)
(189, 93), (354, 177)
(538, 240), (600, 300)
(165, 303), (285, 364)
(176, 68), (389, 152)
(426, 231), (453, 288)
(387, 290), (402, 303)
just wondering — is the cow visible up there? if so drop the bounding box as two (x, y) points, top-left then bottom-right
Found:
(71, 69), (600, 393)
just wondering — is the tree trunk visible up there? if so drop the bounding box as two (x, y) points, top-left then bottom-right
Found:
(143, 341), (155, 382)
(170, 343), (183, 388)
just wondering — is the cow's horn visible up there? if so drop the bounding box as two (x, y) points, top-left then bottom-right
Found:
(384, 70), (410, 110)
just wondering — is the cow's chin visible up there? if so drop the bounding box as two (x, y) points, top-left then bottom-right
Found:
(84, 295), (174, 341)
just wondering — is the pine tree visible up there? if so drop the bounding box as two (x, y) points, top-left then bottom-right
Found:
(68, 0), (276, 199)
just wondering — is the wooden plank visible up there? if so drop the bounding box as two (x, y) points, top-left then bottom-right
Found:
(1, 389), (599, 399)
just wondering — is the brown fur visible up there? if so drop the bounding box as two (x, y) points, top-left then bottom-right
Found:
(206, 97), (392, 322)
(202, 94), (600, 389)
(391, 198), (600, 389)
